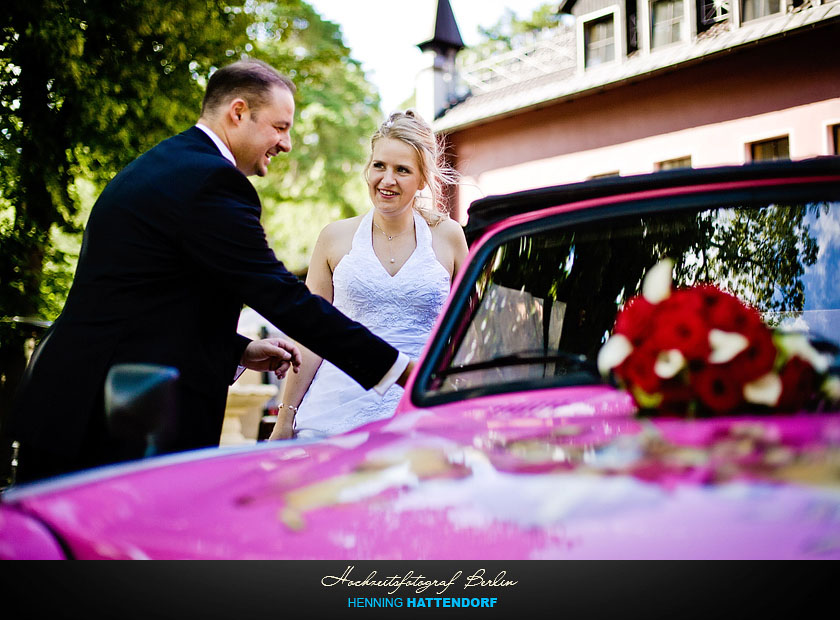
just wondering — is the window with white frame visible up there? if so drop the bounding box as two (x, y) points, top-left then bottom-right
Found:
(651, 0), (684, 48)
(741, 0), (782, 21)
(832, 124), (840, 156)
(750, 136), (789, 161)
(584, 14), (616, 68)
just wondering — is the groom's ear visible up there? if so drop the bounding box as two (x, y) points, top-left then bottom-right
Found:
(228, 98), (248, 125)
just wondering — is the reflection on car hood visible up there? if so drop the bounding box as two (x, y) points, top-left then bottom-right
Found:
(3, 386), (840, 559)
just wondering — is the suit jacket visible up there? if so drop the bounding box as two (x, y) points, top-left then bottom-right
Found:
(10, 126), (398, 480)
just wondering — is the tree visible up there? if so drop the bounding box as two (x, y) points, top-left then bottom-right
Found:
(1, 0), (251, 438)
(249, 1), (381, 271)
(457, 2), (564, 67)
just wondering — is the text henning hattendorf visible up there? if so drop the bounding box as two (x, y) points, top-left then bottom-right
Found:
(321, 566), (517, 596)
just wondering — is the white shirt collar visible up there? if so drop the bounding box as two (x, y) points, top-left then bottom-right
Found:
(195, 123), (236, 167)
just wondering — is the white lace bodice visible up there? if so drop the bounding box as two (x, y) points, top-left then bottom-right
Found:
(332, 209), (451, 355)
(294, 209), (450, 437)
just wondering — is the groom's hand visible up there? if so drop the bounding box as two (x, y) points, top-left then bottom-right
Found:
(241, 338), (302, 379)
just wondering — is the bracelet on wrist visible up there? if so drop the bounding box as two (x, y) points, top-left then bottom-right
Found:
(278, 403), (298, 414)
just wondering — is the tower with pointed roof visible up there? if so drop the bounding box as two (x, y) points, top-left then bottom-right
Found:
(414, 0), (465, 122)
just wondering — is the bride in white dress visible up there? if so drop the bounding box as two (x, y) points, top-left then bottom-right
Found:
(269, 110), (468, 439)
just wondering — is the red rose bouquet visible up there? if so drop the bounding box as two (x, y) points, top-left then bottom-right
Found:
(598, 259), (840, 416)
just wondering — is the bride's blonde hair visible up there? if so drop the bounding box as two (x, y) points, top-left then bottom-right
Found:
(365, 109), (459, 226)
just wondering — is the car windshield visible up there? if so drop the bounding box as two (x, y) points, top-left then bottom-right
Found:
(423, 197), (840, 398)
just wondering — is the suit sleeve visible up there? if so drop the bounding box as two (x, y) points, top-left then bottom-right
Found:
(183, 166), (398, 390)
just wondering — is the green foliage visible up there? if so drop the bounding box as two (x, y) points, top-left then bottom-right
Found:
(249, 1), (381, 271)
(1, 0), (250, 319)
(458, 2), (563, 66)
(477, 3), (562, 42)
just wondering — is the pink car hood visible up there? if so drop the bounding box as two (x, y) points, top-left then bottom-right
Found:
(3, 386), (840, 559)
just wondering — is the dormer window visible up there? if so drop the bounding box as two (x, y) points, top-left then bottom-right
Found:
(742, 0), (782, 21)
(650, 0), (685, 48)
(584, 14), (616, 68)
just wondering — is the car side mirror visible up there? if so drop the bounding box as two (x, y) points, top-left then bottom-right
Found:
(104, 364), (179, 459)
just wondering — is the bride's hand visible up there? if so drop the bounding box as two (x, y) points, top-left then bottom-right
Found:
(268, 408), (295, 440)
(396, 359), (416, 388)
(241, 338), (302, 378)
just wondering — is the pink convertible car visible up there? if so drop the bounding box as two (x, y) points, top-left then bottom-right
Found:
(2, 157), (839, 559)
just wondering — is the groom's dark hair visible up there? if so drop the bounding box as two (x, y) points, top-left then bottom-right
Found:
(201, 59), (296, 116)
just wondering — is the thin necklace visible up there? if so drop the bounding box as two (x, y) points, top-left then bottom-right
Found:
(372, 219), (412, 264)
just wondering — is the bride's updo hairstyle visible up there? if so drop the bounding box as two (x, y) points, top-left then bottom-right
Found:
(366, 109), (459, 225)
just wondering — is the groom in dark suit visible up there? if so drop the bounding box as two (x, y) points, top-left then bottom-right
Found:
(9, 59), (411, 482)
